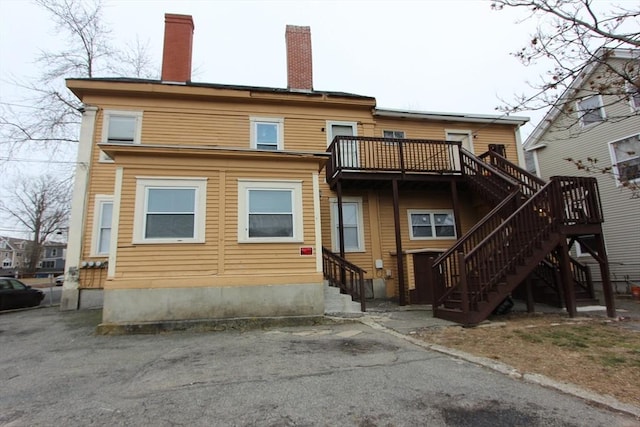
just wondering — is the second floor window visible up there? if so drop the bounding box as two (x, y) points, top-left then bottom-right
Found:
(576, 95), (605, 127)
(609, 134), (640, 185)
(100, 110), (143, 161)
(250, 117), (283, 150)
(383, 130), (405, 139)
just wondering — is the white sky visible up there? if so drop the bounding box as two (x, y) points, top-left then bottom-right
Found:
(0, 0), (617, 236)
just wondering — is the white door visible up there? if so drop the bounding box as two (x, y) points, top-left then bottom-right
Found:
(328, 122), (358, 168)
(446, 130), (473, 171)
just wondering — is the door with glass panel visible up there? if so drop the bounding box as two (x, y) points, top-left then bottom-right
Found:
(329, 123), (358, 169)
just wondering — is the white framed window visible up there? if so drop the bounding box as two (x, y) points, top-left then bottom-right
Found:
(627, 83), (640, 111)
(100, 110), (143, 162)
(238, 180), (303, 243)
(576, 95), (605, 127)
(609, 134), (640, 185)
(330, 197), (365, 252)
(250, 117), (284, 150)
(51, 248), (58, 257)
(133, 178), (207, 244)
(383, 130), (405, 139)
(91, 195), (114, 256)
(408, 210), (457, 240)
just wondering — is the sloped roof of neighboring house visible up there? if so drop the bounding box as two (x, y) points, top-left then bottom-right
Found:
(0, 236), (29, 250)
(524, 48), (640, 150)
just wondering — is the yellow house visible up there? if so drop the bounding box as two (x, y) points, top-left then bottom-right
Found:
(61, 14), (615, 327)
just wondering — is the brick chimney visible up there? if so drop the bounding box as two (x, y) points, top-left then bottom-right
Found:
(285, 25), (313, 91)
(161, 14), (194, 83)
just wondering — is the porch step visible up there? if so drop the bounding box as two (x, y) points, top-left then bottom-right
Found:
(324, 282), (363, 315)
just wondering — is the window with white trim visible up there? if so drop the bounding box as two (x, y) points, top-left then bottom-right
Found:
(330, 197), (365, 252)
(250, 117), (283, 150)
(100, 110), (143, 161)
(133, 178), (207, 244)
(576, 95), (605, 127)
(92, 196), (113, 255)
(238, 180), (303, 243)
(383, 130), (405, 139)
(51, 248), (58, 257)
(609, 134), (640, 185)
(627, 83), (640, 111)
(408, 210), (456, 240)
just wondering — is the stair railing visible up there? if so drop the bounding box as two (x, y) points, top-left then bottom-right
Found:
(322, 247), (367, 312)
(460, 149), (520, 205)
(480, 150), (545, 198)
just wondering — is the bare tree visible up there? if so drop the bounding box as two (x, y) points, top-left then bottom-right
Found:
(0, 175), (71, 273)
(0, 0), (156, 155)
(491, 0), (640, 126)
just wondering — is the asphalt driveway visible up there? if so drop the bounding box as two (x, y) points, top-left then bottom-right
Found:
(0, 307), (637, 426)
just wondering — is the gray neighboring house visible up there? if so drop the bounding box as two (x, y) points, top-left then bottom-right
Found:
(38, 243), (67, 276)
(524, 48), (640, 291)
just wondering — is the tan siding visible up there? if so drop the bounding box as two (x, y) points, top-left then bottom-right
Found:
(77, 87), (525, 293)
(374, 117), (521, 162)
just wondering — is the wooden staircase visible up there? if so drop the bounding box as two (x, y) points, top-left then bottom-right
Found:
(431, 149), (604, 325)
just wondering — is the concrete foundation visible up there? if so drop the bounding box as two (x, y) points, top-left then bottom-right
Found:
(59, 288), (79, 311)
(102, 282), (324, 324)
(372, 278), (387, 299)
(79, 289), (104, 309)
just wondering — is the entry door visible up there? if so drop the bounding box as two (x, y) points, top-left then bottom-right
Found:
(328, 122), (358, 168)
(446, 130), (473, 171)
(412, 252), (441, 304)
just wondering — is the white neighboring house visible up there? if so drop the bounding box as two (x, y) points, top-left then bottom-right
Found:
(524, 48), (640, 290)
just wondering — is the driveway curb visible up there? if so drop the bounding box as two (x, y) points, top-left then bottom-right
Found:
(359, 316), (640, 420)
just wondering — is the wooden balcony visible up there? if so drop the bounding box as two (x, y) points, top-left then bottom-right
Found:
(326, 136), (463, 187)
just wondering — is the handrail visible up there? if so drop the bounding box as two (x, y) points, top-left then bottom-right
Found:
(326, 136), (463, 181)
(480, 150), (545, 198)
(322, 247), (367, 312)
(460, 149), (521, 204)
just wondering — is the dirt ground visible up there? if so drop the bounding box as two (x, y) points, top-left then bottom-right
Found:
(416, 311), (640, 408)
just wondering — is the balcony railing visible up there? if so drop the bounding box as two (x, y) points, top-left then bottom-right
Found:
(326, 136), (462, 182)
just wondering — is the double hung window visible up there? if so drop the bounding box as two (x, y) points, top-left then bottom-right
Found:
(576, 95), (605, 127)
(330, 197), (364, 252)
(100, 110), (143, 161)
(92, 196), (113, 256)
(609, 134), (640, 184)
(238, 180), (303, 242)
(133, 178), (207, 244)
(408, 210), (456, 239)
(250, 117), (283, 150)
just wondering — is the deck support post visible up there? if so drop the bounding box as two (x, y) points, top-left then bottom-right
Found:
(392, 179), (406, 306)
(336, 181), (346, 291)
(525, 277), (535, 313)
(450, 180), (462, 240)
(558, 239), (577, 317)
(594, 233), (616, 318)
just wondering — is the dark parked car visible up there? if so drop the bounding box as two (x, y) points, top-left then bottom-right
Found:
(0, 277), (45, 311)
